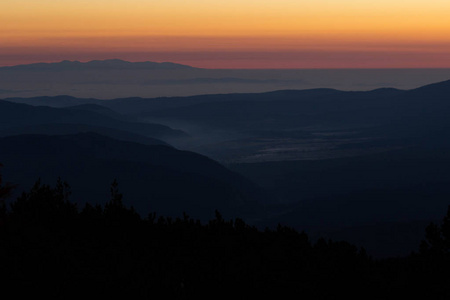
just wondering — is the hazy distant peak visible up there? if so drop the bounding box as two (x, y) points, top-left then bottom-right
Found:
(0, 59), (197, 71)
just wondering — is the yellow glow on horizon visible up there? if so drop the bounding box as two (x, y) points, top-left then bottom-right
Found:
(2, 0), (450, 67)
(2, 0), (450, 37)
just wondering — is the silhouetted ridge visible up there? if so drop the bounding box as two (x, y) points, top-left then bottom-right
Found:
(64, 103), (125, 119)
(406, 79), (450, 98)
(0, 99), (187, 140)
(3, 95), (102, 108)
(0, 59), (197, 70)
(0, 123), (170, 146)
(411, 79), (450, 90)
(1, 172), (450, 298)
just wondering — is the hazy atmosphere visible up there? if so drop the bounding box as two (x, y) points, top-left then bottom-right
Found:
(2, 0), (450, 298)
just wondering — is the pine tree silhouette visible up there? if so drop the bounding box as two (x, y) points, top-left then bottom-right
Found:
(104, 179), (140, 222)
(421, 205), (450, 255)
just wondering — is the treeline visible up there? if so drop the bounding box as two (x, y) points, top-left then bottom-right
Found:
(0, 174), (449, 298)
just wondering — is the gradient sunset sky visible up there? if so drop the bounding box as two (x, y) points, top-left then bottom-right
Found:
(2, 0), (450, 68)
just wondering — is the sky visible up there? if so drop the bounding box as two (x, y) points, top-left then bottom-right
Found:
(2, 0), (450, 68)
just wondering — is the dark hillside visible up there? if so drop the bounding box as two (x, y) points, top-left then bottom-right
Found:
(0, 133), (264, 220)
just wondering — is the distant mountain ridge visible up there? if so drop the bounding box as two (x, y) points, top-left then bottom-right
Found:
(0, 59), (197, 71)
(2, 87), (404, 114)
(1, 62), (449, 98)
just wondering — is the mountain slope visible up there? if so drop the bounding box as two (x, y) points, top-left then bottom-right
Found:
(0, 123), (169, 146)
(0, 133), (265, 220)
(0, 100), (186, 141)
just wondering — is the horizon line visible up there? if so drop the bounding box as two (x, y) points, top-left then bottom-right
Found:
(2, 59), (450, 70)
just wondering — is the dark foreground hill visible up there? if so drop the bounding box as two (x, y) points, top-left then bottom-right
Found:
(1, 175), (449, 298)
(0, 133), (264, 220)
(230, 146), (450, 257)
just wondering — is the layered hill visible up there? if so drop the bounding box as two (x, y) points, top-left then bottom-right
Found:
(0, 100), (186, 142)
(0, 133), (264, 220)
(3, 79), (450, 257)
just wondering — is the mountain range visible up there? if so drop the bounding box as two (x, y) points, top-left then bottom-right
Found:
(2, 79), (450, 256)
(0, 59), (196, 71)
(1, 59), (449, 98)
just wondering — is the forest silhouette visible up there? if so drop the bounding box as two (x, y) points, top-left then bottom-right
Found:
(1, 167), (449, 299)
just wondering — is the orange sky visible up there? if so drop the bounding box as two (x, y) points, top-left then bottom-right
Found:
(2, 0), (450, 68)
